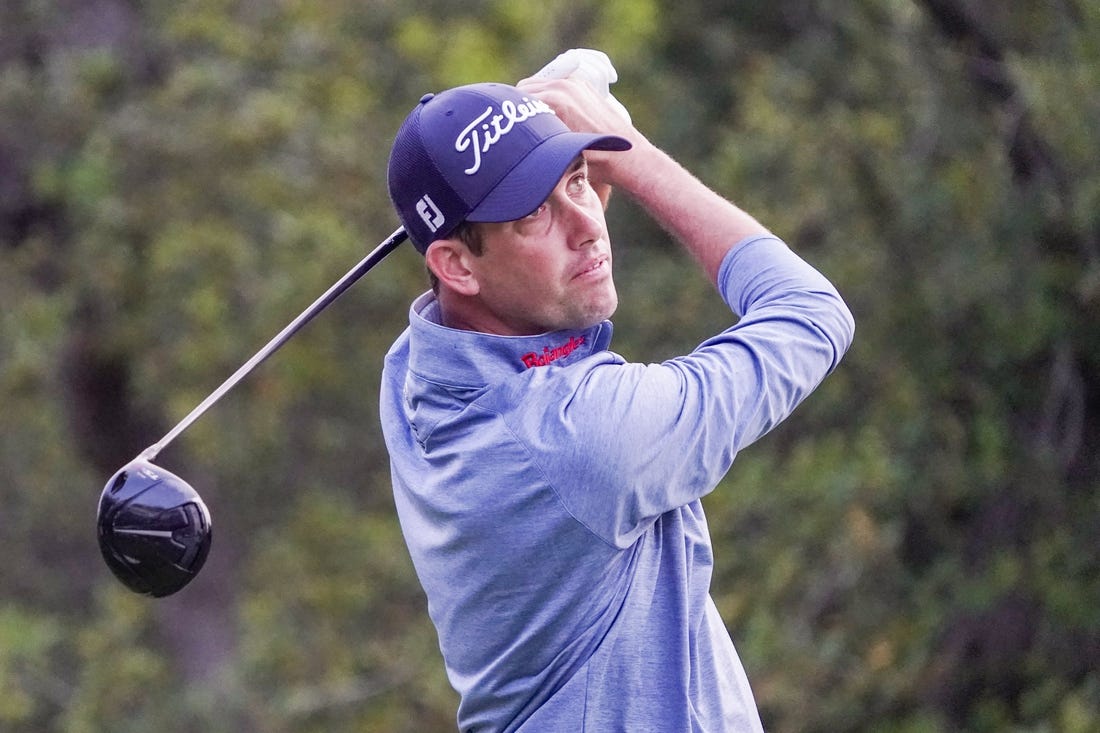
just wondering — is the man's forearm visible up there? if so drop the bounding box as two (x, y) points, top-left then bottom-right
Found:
(518, 75), (771, 281)
(607, 136), (771, 283)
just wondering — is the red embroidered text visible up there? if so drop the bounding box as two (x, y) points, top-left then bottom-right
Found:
(521, 336), (586, 369)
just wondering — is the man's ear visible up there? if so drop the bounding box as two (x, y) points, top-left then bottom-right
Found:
(425, 237), (480, 296)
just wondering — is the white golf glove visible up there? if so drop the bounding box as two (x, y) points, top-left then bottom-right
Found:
(532, 48), (631, 123)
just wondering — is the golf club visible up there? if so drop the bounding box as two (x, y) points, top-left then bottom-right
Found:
(97, 226), (408, 597)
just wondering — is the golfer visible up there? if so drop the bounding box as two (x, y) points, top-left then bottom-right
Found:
(380, 72), (854, 732)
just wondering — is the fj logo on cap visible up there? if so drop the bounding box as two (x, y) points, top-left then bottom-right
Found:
(455, 97), (556, 175)
(416, 195), (444, 232)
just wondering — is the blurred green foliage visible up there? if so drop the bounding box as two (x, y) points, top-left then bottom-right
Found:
(1, 0), (1097, 731)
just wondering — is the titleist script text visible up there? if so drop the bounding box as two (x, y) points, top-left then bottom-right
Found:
(456, 97), (556, 175)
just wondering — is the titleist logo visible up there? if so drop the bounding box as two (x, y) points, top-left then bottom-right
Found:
(455, 97), (556, 175)
(521, 336), (585, 369)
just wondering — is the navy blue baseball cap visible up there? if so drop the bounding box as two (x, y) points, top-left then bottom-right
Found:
(387, 82), (632, 253)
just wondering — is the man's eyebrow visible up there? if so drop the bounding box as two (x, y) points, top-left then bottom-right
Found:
(566, 155), (587, 174)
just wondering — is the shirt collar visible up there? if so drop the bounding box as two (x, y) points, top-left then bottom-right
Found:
(406, 291), (613, 387)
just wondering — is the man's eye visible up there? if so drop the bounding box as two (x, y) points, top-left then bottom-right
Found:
(569, 173), (590, 193)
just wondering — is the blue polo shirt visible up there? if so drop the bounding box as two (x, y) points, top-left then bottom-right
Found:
(380, 236), (855, 732)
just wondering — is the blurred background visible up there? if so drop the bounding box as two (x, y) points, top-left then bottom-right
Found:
(1, 0), (1097, 731)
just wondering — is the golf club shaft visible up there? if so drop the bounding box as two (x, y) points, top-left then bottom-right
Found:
(138, 226), (408, 462)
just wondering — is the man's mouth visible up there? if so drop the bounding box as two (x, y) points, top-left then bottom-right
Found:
(572, 256), (608, 281)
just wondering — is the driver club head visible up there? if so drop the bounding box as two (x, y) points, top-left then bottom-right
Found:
(91, 228), (406, 598)
(97, 459), (212, 597)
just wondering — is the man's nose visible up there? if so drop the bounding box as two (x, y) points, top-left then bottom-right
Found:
(561, 196), (603, 249)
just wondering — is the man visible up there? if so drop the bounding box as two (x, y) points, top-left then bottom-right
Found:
(380, 70), (854, 732)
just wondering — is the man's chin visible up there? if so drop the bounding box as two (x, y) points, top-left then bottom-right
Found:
(572, 296), (618, 330)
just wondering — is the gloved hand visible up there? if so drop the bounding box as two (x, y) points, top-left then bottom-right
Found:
(532, 48), (631, 123)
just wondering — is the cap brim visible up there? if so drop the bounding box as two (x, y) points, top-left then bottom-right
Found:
(465, 132), (631, 224)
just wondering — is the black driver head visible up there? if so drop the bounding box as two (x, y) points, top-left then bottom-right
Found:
(97, 459), (212, 597)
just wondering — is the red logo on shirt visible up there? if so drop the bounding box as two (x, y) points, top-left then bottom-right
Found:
(521, 336), (586, 369)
